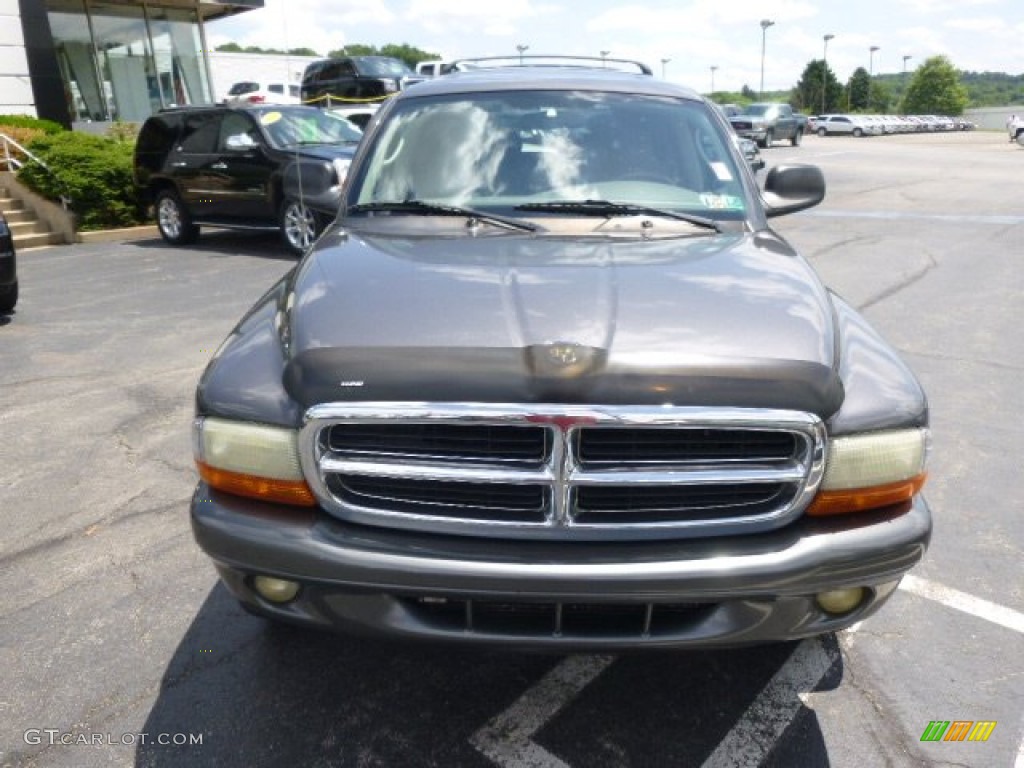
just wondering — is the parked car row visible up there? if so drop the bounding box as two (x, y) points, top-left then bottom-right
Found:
(810, 113), (976, 137)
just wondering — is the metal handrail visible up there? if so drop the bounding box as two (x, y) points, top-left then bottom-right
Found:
(0, 131), (72, 210)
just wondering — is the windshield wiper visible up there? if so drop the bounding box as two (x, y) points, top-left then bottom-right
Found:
(348, 200), (538, 232)
(514, 200), (721, 232)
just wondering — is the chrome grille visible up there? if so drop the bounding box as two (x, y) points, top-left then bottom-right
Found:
(300, 403), (826, 540)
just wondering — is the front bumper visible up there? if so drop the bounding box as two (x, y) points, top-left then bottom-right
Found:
(191, 486), (931, 650)
(734, 127), (767, 141)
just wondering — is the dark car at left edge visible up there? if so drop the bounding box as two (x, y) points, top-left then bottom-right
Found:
(0, 210), (16, 314)
(133, 104), (361, 254)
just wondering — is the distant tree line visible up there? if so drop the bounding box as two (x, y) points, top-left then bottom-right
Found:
(215, 42), (440, 70)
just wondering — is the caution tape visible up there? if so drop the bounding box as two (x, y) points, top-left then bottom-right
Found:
(301, 93), (395, 106)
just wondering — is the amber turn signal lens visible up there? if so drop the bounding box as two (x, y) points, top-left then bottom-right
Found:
(807, 474), (927, 516)
(197, 461), (317, 507)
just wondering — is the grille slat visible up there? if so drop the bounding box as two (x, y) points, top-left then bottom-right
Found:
(302, 404), (825, 540)
(577, 428), (797, 466)
(327, 423), (548, 466)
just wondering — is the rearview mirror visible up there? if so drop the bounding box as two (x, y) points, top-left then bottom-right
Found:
(762, 164), (825, 217)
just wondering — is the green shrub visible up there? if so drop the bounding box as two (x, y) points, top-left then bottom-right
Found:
(0, 114), (64, 135)
(17, 131), (147, 231)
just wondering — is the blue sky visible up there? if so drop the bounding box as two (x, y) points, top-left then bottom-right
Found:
(208, 0), (1024, 92)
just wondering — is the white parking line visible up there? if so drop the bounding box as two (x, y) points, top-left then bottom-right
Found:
(471, 576), (1022, 768)
(899, 574), (1024, 634)
(700, 636), (841, 768)
(471, 654), (615, 768)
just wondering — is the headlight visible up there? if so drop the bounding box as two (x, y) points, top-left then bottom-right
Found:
(193, 417), (315, 506)
(807, 428), (929, 516)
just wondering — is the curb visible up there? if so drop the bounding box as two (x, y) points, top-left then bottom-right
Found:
(77, 225), (159, 243)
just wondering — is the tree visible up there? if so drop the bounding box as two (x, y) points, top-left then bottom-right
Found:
(847, 67), (870, 111)
(794, 60), (843, 114)
(868, 81), (892, 112)
(901, 55), (968, 115)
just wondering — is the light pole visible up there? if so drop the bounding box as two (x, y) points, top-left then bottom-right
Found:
(759, 19), (775, 98)
(902, 54), (912, 102)
(516, 44), (528, 65)
(661, 58), (671, 78)
(710, 65), (718, 94)
(600, 50), (610, 67)
(867, 45), (880, 111)
(822, 33), (834, 114)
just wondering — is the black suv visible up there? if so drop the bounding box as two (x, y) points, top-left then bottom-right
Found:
(299, 56), (419, 106)
(0, 211), (16, 314)
(133, 104), (361, 254)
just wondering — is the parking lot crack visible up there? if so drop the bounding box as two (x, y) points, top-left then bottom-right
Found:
(858, 252), (938, 311)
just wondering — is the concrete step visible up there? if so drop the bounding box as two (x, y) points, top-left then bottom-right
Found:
(0, 196), (26, 212)
(0, 208), (35, 223)
(9, 219), (46, 236)
(13, 231), (63, 249)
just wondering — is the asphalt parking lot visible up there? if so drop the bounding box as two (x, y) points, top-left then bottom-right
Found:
(1, 130), (1022, 768)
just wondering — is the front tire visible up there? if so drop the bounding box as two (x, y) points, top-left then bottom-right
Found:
(280, 197), (322, 255)
(759, 130), (773, 149)
(853, 127), (864, 137)
(817, 127), (827, 137)
(154, 189), (199, 245)
(791, 129), (803, 146)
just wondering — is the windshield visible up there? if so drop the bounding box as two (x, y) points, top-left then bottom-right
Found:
(258, 107), (363, 147)
(742, 105), (770, 116)
(347, 91), (750, 222)
(356, 57), (413, 77)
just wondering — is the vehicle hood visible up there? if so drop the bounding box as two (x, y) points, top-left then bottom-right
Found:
(282, 226), (843, 416)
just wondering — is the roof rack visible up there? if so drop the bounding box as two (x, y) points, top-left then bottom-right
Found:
(447, 55), (653, 76)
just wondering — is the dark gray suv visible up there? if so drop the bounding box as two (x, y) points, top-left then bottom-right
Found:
(133, 104), (360, 254)
(299, 56), (420, 107)
(190, 60), (931, 650)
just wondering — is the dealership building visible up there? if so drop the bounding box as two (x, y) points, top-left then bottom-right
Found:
(1, 0), (262, 127)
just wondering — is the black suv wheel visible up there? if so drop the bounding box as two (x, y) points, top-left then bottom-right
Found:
(155, 189), (199, 245)
(280, 198), (322, 255)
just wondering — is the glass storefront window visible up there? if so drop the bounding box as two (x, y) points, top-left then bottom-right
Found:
(146, 7), (213, 111)
(89, 3), (154, 122)
(47, 0), (106, 122)
(45, 0), (215, 125)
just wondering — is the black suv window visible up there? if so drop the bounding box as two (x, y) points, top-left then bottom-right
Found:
(178, 112), (222, 154)
(218, 112), (260, 150)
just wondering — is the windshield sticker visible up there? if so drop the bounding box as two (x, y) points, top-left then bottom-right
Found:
(700, 194), (745, 210)
(261, 112), (283, 125)
(710, 162), (734, 182)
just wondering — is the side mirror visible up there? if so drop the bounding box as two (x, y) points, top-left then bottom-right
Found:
(762, 164), (825, 217)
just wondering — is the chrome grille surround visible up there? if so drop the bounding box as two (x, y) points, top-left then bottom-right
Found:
(299, 403), (827, 541)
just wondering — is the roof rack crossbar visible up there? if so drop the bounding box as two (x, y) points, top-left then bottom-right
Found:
(448, 55), (653, 76)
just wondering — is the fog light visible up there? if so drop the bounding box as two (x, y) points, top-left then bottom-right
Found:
(816, 587), (866, 615)
(253, 575), (300, 603)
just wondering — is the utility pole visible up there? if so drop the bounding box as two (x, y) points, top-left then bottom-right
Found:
(759, 19), (775, 99)
(822, 34), (835, 114)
